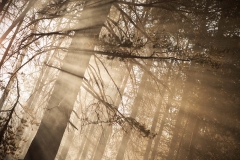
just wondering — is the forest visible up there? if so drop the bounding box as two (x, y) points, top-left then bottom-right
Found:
(0, 0), (240, 159)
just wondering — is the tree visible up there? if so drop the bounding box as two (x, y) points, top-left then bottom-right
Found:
(24, 1), (114, 160)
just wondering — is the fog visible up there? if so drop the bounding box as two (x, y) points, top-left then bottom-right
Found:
(0, 0), (239, 160)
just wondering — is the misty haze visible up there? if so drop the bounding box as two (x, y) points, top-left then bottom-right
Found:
(0, 0), (239, 160)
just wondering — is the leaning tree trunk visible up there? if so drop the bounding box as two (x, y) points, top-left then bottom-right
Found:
(24, 1), (113, 160)
(19, 36), (66, 159)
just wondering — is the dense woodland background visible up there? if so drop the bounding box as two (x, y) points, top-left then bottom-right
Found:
(0, 0), (240, 159)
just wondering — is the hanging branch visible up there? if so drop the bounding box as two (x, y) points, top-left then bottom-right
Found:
(82, 79), (156, 138)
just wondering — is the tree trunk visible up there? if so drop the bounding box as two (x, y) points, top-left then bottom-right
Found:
(91, 68), (130, 160)
(167, 71), (195, 160)
(0, 0), (8, 13)
(187, 118), (200, 160)
(143, 62), (172, 160)
(149, 70), (180, 160)
(116, 62), (152, 160)
(176, 64), (201, 160)
(74, 125), (95, 160)
(24, 1), (113, 159)
(20, 45), (67, 159)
